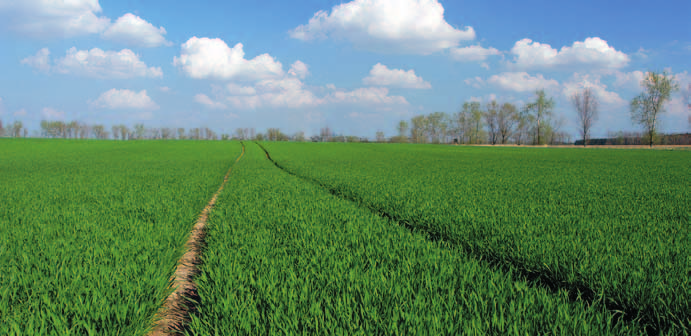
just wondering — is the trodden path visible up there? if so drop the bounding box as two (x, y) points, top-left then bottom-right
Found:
(147, 143), (245, 336)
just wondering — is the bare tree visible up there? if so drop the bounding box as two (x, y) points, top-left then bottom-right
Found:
(410, 115), (427, 143)
(120, 125), (130, 140)
(78, 123), (89, 139)
(375, 130), (385, 142)
(392, 120), (409, 143)
(320, 126), (333, 142)
(426, 112), (448, 144)
(177, 128), (186, 140)
(469, 102), (483, 144)
(234, 128), (248, 140)
(0, 120), (4, 137)
(630, 71), (679, 147)
(267, 128), (288, 141)
(484, 101), (499, 145)
(11, 121), (23, 138)
(91, 125), (106, 139)
(452, 106), (470, 144)
(67, 121), (79, 138)
(572, 87), (599, 146)
(293, 131), (305, 142)
(683, 83), (691, 130)
(497, 103), (518, 144)
(525, 90), (555, 145)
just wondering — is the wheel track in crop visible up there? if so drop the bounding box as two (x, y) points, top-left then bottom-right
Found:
(147, 143), (245, 336)
(256, 142), (672, 335)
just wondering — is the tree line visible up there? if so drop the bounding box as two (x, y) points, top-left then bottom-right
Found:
(390, 71), (685, 147)
(1, 72), (685, 146)
(392, 89), (571, 145)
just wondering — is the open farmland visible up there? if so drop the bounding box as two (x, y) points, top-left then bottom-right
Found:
(0, 139), (687, 335)
(262, 142), (690, 334)
(185, 142), (642, 335)
(0, 139), (242, 335)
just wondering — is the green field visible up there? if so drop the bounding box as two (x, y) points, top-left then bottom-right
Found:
(262, 142), (690, 334)
(0, 139), (242, 335)
(1, 139), (688, 335)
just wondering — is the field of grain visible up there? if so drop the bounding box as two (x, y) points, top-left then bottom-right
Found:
(0, 139), (687, 335)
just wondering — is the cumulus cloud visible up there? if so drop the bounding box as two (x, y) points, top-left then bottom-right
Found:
(226, 83), (257, 96)
(21, 48), (51, 72)
(41, 107), (65, 119)
(226, 78), (321, 109)
(288, 60), (310, 79)
(562, 73), (625, 106)
(195, 94), (227, 109)
(13, 109), (27, 117)
(92, 89), (159, 110)
(362, 63), (431, 89)
(22, 47), (163, 78)
(57, 47), (162, 78)
(327, 87), (409, 105)
(510, 37), (629, 70)
(289, 0), (475, 54)
(159, 86), (171, 92)
(209, 77), (408, 110)
(611, 70), (646, 91)
(102, 13), (171, 48)
(450, 45), (501, 62)
(467, 72), (560, 92)
(0, 0), (110, 37)
(174, 37), (284, 80)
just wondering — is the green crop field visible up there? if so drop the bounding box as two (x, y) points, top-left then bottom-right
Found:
(262, 142), (690, 334)
(0, 139), (242, 335)
(186, 142), (643, 335)
(1, 138), (688, 335)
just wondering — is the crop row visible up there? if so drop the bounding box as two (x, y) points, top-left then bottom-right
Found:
(0, 139), (243, 335)
(185, 142), (643, 335)
(262, 142), (690, 334)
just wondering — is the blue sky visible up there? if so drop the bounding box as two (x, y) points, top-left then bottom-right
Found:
(0, 0), (689, 138)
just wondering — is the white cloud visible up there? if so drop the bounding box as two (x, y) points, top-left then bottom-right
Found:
(450, 45), (501, 62)
(41, 107), (65, 119)
(174, 37), (284, 80)
(611, 70), (646, 91)
(23, 47), (163, 79)
(159, 86), (171, 92)
(510, 37), (629, 70)
(482, 72), (560, 92)
(226, 78), (321, 109)
(0, 0), (110, 37)
(464, 76), (485, 89)
(56, 47), (162, 78)
(194, 94), (227, 109)
(562, 73), (625, 106)
(481, 62), (490, 70)
(13, 109), (27, 117)
(327, 87), (409, 105)
(92, 89), (159, 110)
(362, 63), (431, 89)
(289, 0), (475, 54)
(288, 60), (310, 79)
(21, 48), (51, 72)
(226, 83), (257, 96)
(102, 13), (171, 48)
(212, 78), (408, 110)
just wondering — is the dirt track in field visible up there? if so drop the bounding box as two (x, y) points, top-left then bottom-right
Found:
(147, 143), (245, 336)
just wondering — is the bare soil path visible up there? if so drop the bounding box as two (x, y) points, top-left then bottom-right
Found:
(147, 143), (245, 336)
